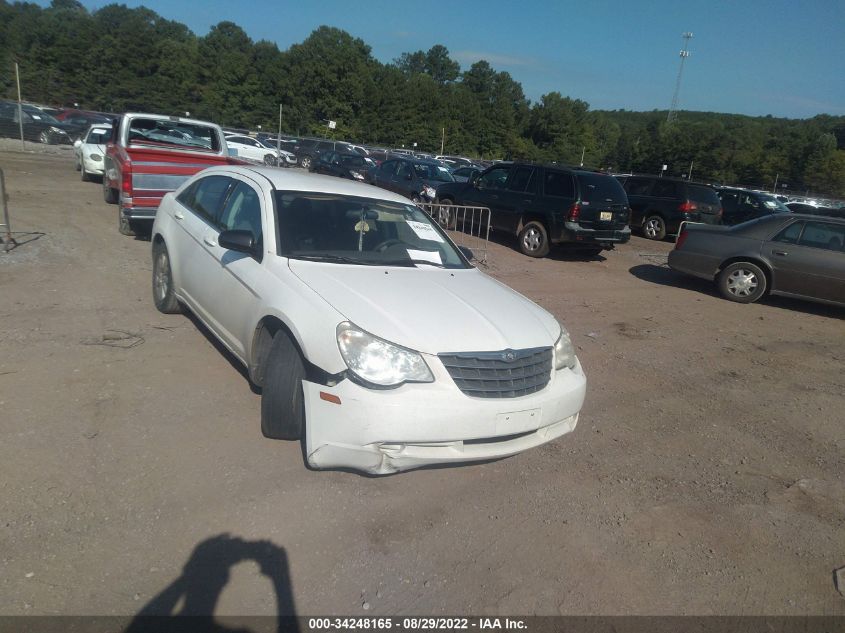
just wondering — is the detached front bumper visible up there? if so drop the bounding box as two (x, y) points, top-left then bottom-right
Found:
(303, 358), (587, 475)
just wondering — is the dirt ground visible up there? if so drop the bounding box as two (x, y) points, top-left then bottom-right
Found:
(1, 145), (843, 618)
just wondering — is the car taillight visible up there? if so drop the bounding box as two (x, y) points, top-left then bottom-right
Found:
(678, 201), (697, 213)
(568, 203), (580, 221)
(675, 229), (688, 250)
(122, 169), (132, 196)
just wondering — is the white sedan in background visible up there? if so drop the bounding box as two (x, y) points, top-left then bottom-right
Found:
(150, 166), (586, 474)
(73, 124), (111, 181)
(225, 134), (296, 166)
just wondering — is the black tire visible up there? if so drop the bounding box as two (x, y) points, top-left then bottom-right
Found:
(518, 220), (550, 258)
(642, 215), (667, 240)
(717, 261), (767, 304)
(118, 208), (136, 236)
(299, 156), (312, 169)
(152, 241), (182, 314)
(103, 177), (118, 204)
(261, 333), (306, 440)
(80, 162), (90, 182)
(263, 153), (277, 166)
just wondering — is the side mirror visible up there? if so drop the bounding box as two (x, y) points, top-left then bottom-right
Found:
(458, 246), (474, 261)
(73, 139), (82, 149)
(218, 229), (257, 256)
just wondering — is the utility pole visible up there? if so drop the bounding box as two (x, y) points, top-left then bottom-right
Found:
(772, 173), (779, 194)
(440, 127), (445, 155)
(277, 103), (282, 161)
(688, 160), (694, 180)
(15, 61), (25, 150)
(580, 146), (586, 167)
(667, 32), (693, 124)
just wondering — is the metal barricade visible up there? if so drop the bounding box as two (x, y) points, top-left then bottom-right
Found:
(0, 168), (17, 252)
(419, 203), (491, 264)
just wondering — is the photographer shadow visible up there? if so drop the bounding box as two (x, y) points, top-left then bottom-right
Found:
(125, 533), (298, 633)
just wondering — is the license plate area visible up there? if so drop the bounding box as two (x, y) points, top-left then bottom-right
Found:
(495, 408), (542, 435)
(600, 211), (613, 221)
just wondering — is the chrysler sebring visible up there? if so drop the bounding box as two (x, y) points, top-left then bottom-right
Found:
(150, 166), (586, 474)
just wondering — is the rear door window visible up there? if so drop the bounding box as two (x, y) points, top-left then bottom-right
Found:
(688, 185), (720, 205)
(507, 167), (536, 193)
(623, 177), (652, 196)
(576, 173), (627, 204)
(651, 180), (679, 198)
(543, 170), (575, 198)
(178, 175), (233, 224)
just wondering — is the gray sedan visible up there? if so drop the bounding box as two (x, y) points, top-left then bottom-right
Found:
(668, 214), (845, 306)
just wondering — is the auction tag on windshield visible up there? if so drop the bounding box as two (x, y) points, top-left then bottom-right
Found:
(406, 220), (444, 243)
(407, 249), (443, 265)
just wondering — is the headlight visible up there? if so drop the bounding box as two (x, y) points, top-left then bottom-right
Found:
(423, 185), (436, 199)
(350, 170), (364, 180)
(90, 153), (102, 161)
(337, 322), (433, 388)
(553, 325), (577, 370)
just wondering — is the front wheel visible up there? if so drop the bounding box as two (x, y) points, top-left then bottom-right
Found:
(38, 130), (51, 144)
(642, 215), (667, 240)
(261, 333), (306, 440)
(80, 162), (89, 182)
(299, 156), (312, 169)
(717, 262), (767, 303)
(263, 154), (277, 166)
(518, 220), (550, 258)
(152, 241), (182, 313)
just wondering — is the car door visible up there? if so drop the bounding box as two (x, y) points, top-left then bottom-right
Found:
(622, 177), (653, 226)
(768, 219), (845, 303)
(494, 166), (537, 233)
(391, 160), (416, 197)
(170, 175), (234, 321)
(371, 159), (397, 189)
(194, 176), (268, 357)
(460, 165), (513, 227)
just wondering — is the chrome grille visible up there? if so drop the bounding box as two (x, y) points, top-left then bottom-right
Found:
(438, 347), (552, 399)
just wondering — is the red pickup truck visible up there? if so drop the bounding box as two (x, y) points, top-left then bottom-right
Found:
(103, 113), (242, 236)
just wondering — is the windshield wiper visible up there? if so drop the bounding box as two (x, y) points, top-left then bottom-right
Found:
(381, 258), (446, 268)
(288, 253), (382, 265)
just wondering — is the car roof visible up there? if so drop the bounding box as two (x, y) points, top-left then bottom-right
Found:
(200, 165), (417, 204)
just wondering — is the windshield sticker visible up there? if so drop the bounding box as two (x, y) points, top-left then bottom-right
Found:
(407, 249), (443, 265)
(406, 220), (444, 242)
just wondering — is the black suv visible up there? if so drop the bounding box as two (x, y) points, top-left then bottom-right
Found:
(435, 162), (630, 257)
(310, 150), (373, 181)
(292, 138), (356, 169)
(716, 187), (791, 225)
(615, 175), (722, 240)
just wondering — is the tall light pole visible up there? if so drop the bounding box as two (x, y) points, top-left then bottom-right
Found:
(667, 32), (693, 124)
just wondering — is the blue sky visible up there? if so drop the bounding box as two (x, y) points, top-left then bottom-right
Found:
(50, 0), (845, 118)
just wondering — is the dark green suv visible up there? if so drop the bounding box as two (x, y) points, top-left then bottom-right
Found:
(435, 162), (631, 257)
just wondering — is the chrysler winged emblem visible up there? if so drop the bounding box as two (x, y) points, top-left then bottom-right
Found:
(501, 350), (517, 362)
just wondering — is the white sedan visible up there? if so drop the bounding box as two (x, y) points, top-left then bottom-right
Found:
(225, 134), (296, 166)
(73, 124), (111, 181)
(150, 166), (586, 474)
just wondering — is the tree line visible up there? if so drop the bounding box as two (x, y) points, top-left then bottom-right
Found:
(2, 0), (844, 197)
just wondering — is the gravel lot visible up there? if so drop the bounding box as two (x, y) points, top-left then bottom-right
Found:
(1, 145), (843, 617)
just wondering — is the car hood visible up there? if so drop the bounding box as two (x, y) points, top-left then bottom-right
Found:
(287, 262), (560, 354)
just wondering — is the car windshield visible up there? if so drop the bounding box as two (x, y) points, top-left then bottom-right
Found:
(127, 118), (220, 152)
(413, 163), (454, 183)
(756, 194), (791, 213)
(23, 107), (60, 125)
(275, 192), (469, 269)
(85, 128), (111, 144)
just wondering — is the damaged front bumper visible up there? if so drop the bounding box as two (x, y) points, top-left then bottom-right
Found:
(302, 359), (586, 475)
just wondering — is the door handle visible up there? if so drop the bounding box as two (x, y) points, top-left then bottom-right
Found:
(174, 211), (184, 220)
(203, 236), (218, 247)
(773, 250), (788, 256)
